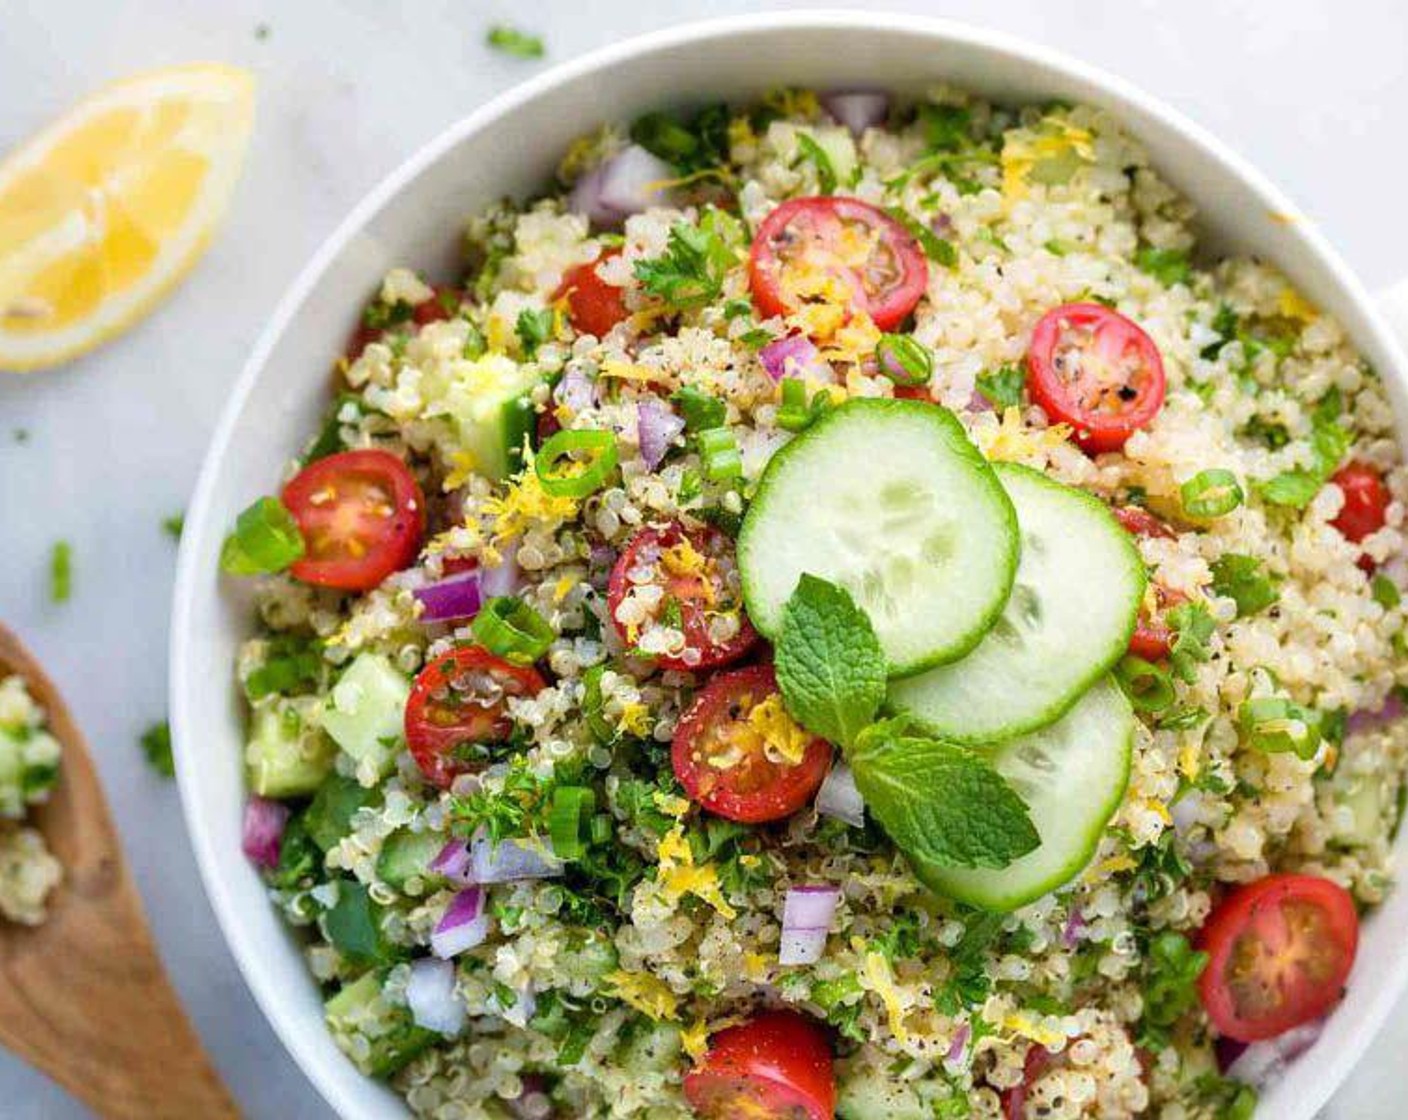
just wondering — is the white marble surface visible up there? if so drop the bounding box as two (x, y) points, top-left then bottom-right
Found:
(1, 1), (1406, 1116)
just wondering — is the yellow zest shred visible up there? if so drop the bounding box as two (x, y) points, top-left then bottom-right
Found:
(652, 791), (692, 819)
(481, 467), (578, 546)
(819, 312), (882, 367)
(605, 970), (679, 1021)
(1002, 1012), (1067, 1049)
(1085, 854), (1138, 883)
(680, 1019), (711, 1062)
(978, 407), (1073, 463)
(552, 575), (577, 603)
(727, 115), (756, 151)
(655, 825), (737, 919)
(1144, 798), (1173, 826)
(1178, 740), (1202, 780)
(618, 701), (654, 738)
(1000, 122), (1095, 202)
(661, 536), (708, 578)
(862, 950), (911, 1044)
(1277, 286), (1317, 324)
(743, 952), (770, 982)
(601, 358), (672, 386)
(442, 450), (478, 492)
(745, 694), (813, 766)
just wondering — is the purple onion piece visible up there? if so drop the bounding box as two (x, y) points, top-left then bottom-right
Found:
(554, 367), (597, 415)
(946, 1023), (971, 1063)
(430, 838), (475, 885)
(507, 1074), (555, 1120)
(471, 836), (563, 884)
(413, 569), (483, 623)
(598, 145), (675, 214)
(759, 333), (830, 383)
(1346, 692), (1406, 736)
(637, 397), (686, 470)
(819, 90), (890, 138)
(480, 540), (520, 599)
(1061, 908), (1086, 949)
(242, 796), (289, 870)
(431, 888), (489, 959)
(779, 885), (841, 965)
(567, 164), (626, 228)
(815, 762), (865, 828)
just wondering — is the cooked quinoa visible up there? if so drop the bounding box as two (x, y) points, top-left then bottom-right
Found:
(0, 673), (62, 925)
(228, 88), (1408, 1119)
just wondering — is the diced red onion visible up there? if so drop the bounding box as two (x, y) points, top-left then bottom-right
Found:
(931, 212), (954, 237)
(431, 887), (489, 959)
(1225, 1020), (1325, 1087)
(816, 762), (865, 827)
(480, 540), (520, 598)
(779, 885), (841, 965)
(637, 398), (686, 470)
(406, 957), (467, 1035)
(567, 163), (624, 228)
(472, 836), (563, 884)
(554, 366), (597, 416)
(1347, 692), (1405, 736)
(242, 796), (289, 870)
(598, 145), (675, 215)
(413, 570), (483, 623)
(759, 333), (830, 383)
(1215, 1035), (1248, 1074)
(507, 1074), (554, 1120)
(967, 389), (995, 412)
(819, 90), (890, 138)
(430, 838), (474, 885)
(946, 1022), (971, 1063)
(1062, 908), (1086, 948)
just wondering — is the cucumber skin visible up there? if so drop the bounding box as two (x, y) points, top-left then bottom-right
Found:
(887, 463), (1146, 743)
(738, 398), (1020, 677)
(913, 679), (1134, 912)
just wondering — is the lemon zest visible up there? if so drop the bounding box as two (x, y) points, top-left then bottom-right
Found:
(604, 970), (679, 1021)
(442, 450), (478, 492)
(655, 824), (737, 919)
(745, 694), (812, 766)
(1277, 286), (1317, 323)
(862, 950), (911, 1044)
(978, 407), (1073, 463)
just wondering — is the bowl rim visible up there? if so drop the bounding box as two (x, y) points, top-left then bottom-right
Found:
(171, 10), (1408, 1118)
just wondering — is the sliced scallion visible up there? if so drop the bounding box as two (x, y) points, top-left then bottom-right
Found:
(1181, 469), (1243, 519)
(470, 597), (555, 666)
(875, 334), (933, 388)
(534, 429), (618, 498)
(698, 426), (743, 481)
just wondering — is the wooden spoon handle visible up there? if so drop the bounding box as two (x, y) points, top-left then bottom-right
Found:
(0, 624), (240, 1119)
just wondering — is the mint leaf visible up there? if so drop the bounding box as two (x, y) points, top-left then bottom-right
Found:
(220, 497), (305, 576)
(775, 574), (885, 748)
(975, 364), (1025, 410)
(849, 721), (1038, 871)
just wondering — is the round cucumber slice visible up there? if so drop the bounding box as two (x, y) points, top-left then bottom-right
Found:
(912, 676), (1133, 912)
(738, 400), (1018, 676)
(887, 464), (1145, 742)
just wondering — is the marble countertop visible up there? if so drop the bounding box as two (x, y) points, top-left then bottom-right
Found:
(1, 1), (1405, 1115)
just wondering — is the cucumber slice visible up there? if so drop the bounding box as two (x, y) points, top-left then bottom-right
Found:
(738, 400), (1019, 676)
(914, 676), (1133, 912)
(435, 352), (541, 480)
(245, 696), (337, 798)
(320, 653), (410, 783)
(887, 464), (1145, 742)
(375, 829), (444, 890)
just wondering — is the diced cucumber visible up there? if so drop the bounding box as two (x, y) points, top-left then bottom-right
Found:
(375, 829), (445, 890)
(306, 775), (383, 852)
(1334, 776), (1388, 846)
(887, 464), (1145, 742)
(835, 1050), (935, 1120)
(325, 971), (435, 1078)
(245, 696), (337, 798)
(739, 400), (1019, 676)
(320, 653), (410, 783)
(435, 352), (541, 480)
(618, 1020), (682, 1073)
(915, 676), (1133, 911)
(800, 125), (858, 188)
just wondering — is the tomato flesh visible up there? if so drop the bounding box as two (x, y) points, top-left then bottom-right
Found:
(1113, 505), (1175, 540)
(1197, 873), (1358, 1042)
(404, 646), (547, 789)
(1330, 462), (1390, 545)
(1027, 303), (1167, 453)
(283, 449), (425, 591)
(672, 666), (830, 824)
(608, 522), (758, 672)
(1001, 1045), (1054, 1120)
(556, 249), (629, 338)
(684, 1010), (835, 1120)
(748, 196), (928, 333)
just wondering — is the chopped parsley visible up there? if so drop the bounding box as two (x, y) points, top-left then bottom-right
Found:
(795, 133), (838, 193)
(885, 206), (957, 268)
(1257, 391), (1352, 509)
(975, 364), (1026, 410)
(1137, 931), (1208, 1049)
(139, 721), (176, 779)
(1210, 553), (1280, 618)
(1372, 574), (1402, 609)
(629, 104), (730, 175)
(162, 513), (185, 541)
(1135, 246), (1192, 287)
(49, 540), (72, 604)
(634, 211), (740, 309)
(1166, 601), (1216, 683)
(515, 307), (555, 356)
(486, 24), (544, 59)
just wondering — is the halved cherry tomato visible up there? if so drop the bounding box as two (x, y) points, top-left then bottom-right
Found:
(607, 522), (757, 672)
(404, 646), (547, 788)
(347, 286), (457, 359)
(1113, 505), (1175, 541)
(1128, 586), (1185, 662)
(893, 383), (931, 402)
(1197, 873), (1359, 1043)
(1027, 303), (1167, 454)
(672, 666), (831, 824)
(556, 249), (629, 338)
(749, 196), (928, 332)
(683, 1009), (835, 1120)
(283, 449), (425, 591)
(1330, 462), (1390, 545)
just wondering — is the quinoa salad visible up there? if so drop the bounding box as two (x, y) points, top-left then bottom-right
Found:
(0, 673), (63, 926)
(221, 87), (1408, 1120)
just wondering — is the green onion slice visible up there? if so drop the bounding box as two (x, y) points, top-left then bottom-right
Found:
(698, 426), (743, 482)
(1238, 697), (1322, 760)
(1181, 469), (1244, 519)
(874, 334), (933, 387)
(470, 596), (555, 665)
(535, 429), (619, 498)
(220, 496), (306, 576)
(1115, 655), (1176, 714)
(548, 786), (596, 860)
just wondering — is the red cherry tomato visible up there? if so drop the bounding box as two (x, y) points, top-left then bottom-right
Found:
(1127, 586), (1185, 662)
(1197, 873), (1359, 1043)
(893, 384), (931, 402)
(283, 449), (425, 591)
(1027, 303), (1167, 454)
(556, 249), (629, 338)
(1113, 505), (1175, 541)
(748, 196), (929, 332)
(672, 666), (831, 824)
(404, 646), (547, 789)
(607, 522), (758, 672)
(1001, 1045), (1055, 1120)
(683, 1010), (835, 1120)
(1330, 462), (1390, 545)
(347, 286), (457, 359)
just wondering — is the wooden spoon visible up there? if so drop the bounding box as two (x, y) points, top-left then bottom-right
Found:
(0, 623), (240, 1120)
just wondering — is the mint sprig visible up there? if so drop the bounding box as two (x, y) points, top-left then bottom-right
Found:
(775, 574), (885, 748)
(850, 720), (1039, 871)
(774, 574), (1039, 885)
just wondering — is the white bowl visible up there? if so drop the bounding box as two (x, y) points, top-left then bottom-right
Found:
(171, 11), (1408, 1119)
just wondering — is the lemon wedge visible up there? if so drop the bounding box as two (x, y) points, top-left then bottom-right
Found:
(0, 64), (255, 371)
